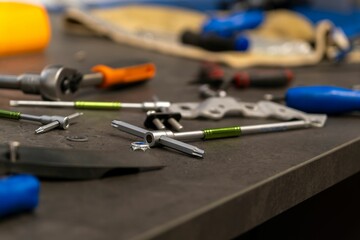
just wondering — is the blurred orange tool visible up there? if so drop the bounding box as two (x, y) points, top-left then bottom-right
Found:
(0, 63), (156, 101)
(81, 63), (156, 88)
(0, 1), (50, 56)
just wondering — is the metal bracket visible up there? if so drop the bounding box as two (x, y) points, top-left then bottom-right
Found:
(168, 97), (326, 127)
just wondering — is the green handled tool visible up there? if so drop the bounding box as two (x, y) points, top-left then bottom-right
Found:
(0, 109), (82, 134)
(10, 100), (170, 111)
(111, 117), (326, 158)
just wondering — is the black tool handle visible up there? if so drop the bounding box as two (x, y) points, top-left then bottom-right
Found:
(181, 30), (236, 52)
(232, 69), (294, 88)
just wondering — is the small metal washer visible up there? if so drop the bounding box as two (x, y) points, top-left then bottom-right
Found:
(66, 136), (89, 142)
(131, 141), (150, 151)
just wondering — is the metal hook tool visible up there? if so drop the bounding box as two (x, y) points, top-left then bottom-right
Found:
(111, 114), (326, 158)
(0, 109), (82, 134)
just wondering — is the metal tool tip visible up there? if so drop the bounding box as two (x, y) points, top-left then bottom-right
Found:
(192, 148), (205, 158)
(9, 100), (18, 106)
(35, 127), (45, 134)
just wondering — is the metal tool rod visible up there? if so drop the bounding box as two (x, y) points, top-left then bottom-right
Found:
(111, 120), (320, 158)
(10, 100), (171, 111)
(0, 75), (21, 89)
(240, 120), (310, 135)
(159, 136), (204, 158)
(111, 120), (204, 157)
(10, 100), (75, 107)
(173, 130), (204, 140)
(172, 121), (312, 141)
(19, 113), (42, 122)
(111, 120), (148, 138)
(152, 95), (183, 131)
(152, 118), (166, 130)
(167, 118), (183, 131)
(80, 72), (103, 87)
(35, 121), (59, 134)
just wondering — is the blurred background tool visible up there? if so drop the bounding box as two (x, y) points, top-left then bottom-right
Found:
(193, 61), (293, 91)
(0, 1), (50, 56)
(232, 69), (294, 88)
(81, 63), (156, 89)
(0, 142), (164, 180)
(191, 62), (224, 88)
(266, 85), (360, 114)
(181, 30), (313, 55)
(201, 10), (265, 37)
(0, 109), (82, 134)
(0, 173), (40, 218)
(0, 65), (82, 101)
(10, 100), (170, 111)
(112, 116), (325, 158)
(0, 63), (155, 101)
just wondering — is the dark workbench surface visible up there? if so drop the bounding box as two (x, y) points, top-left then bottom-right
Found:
(1, 16), (360, 240)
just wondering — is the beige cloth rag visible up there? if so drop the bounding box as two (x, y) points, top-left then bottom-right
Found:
(63, 5), (353, 68)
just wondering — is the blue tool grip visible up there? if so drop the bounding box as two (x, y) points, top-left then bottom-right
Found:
(0, 175), (40, 218)
(286, 86), (360, 114)
(202, 10), (264, 38)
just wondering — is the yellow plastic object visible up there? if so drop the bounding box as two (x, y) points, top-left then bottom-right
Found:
(0, 2), (51, 56)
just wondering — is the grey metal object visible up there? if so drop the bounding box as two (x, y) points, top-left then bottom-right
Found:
(112, 120), (205, 158)
(20, 112), (83, 134)
(0, 65), (82, 101)
(152, 95), (183, 131)
(168, 97), (327, 127)
(111, 117), (326, 158)
(146, 110), (166, 130)
(9, 100), (172, 111)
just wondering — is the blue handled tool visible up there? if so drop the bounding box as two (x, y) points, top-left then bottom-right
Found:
(0, 174), (40, 218)
(285, 86), (360, 114)
(202, 10), (264, 38)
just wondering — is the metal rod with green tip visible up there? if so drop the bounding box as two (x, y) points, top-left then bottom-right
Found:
(0, 109), (83, 134)
(10, 100), (171, 111)
(111, 119), (319, 158)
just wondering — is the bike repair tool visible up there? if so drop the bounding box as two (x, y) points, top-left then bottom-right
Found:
(144, 96), (184, 131)
(144, 111), (183, 131)
(80, 62), (155, 89)
(168, 96), (326, 125)
(0, 63), (155, 101)
(265, 85), (360, 114)
(232, 69), (294, 89)
(0, 109), (82, 134)
(0, 174), (40, 218)
(0, 141), (164, 180)
(112, 116), (326, 158)
(10, 100), (170, 111)
(194, 62), (293, 89)
(112, 120), (205, 158)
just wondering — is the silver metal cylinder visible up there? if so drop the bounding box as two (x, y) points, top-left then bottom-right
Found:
(145, 130), (174, 147)
(10, 100), (75, 107)
(173, 130), (204, 140)
(241, 120), (310, 135)
(143, 101), (171, 110)
(152, 118), (166, 130)
(80, 72), (103, 87)
(167, 117), (183, 131)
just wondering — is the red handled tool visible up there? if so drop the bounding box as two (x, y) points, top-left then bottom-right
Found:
(232, 69), (294, 89)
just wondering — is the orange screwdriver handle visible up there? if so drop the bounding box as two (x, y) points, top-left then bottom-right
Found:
(91, 63), (156, 89)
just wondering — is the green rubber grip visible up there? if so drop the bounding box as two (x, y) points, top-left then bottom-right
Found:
(203, 126), (241, 140)
(0, 109), (21, 120)
(74, 101), (121, 110)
